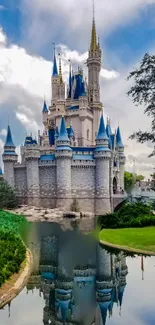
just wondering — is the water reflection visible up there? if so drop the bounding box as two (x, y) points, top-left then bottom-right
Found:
(0, 222), (154, 325)
(26, 222), (128, 325)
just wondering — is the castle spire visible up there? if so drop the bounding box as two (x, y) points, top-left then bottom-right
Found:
(90, 0), (97, 52)
(58, 54), (63, 84)
(68, 59), (72, 98)
(52, 43), (58, 77)
(4, 125), (15, 148)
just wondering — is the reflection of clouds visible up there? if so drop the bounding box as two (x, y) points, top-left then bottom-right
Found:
(107, 256), (155, 325)
(0, 288), (44, 325)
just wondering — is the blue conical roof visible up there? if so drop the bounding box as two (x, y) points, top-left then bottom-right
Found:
(96, 114), (108, 140)
(106, 123), (112, 138)
(80, 81), (86, 96)
(53, 52), (58, 77)
(116, 126), (124, 148)
(55, 126), (59, 138)
(68, 125), (74, 138)
(58, 116), (69, 142)
(5, 125), (15, 147)
(42, 100), (48, 113)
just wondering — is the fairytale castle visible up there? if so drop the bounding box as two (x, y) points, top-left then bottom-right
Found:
(2, 14), (126, 215)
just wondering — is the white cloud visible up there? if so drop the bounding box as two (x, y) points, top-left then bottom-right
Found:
(0, 129), (7, 136)
(20, 0), (155, 52)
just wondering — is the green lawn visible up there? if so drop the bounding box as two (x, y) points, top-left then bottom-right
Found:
(99, 227), (155, 253)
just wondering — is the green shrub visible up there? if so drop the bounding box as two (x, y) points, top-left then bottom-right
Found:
(0, 180), (18, 209)
(98, 202), (155, 229)
(0, 231), (26, 287)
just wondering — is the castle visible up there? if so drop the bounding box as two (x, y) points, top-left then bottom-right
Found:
(2, 13), (126, 215)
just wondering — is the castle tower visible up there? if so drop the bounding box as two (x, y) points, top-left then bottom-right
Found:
(106, 119), (113, 210)
(87, 3), (102, 142)
(52, 45), (59, 104)
(25, 144), (40, 206)
(55, 116), (72, 210)
(3, 125), (18, 187)
(94, 114), (111, 215)
(116, 126), (125, 191)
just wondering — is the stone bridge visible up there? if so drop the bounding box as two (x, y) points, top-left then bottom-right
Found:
(113, 193), (128, 211)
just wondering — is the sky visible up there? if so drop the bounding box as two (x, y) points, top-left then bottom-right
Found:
(0, 0), (155, 177)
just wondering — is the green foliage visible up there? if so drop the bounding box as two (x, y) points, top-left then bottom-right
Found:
(0, 231), (26, 287)
(124, 171), (134, 193)
(124, 171), (145, 193)
(0, 210), (29, 238)
(98, 202), (155, 229)
(0, 180), (18, 209)
(0, 210), (30, 287)
(127, 53), (155, 156)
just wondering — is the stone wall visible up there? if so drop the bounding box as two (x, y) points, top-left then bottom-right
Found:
(14, 166), (27, 197)
(71, 165), (95, 212)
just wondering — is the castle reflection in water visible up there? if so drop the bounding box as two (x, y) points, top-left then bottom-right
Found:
(26, 222), (128, 325)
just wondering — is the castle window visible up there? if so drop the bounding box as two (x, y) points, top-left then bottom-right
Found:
(87, 129), (90, 140)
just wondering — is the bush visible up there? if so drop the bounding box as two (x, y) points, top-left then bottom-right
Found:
(98, 202), (155, 229)
(0, 231), (26, 287)
(0, 180), (18, 209)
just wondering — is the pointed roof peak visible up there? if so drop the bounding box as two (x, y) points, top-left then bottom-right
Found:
(58, 116), (69, 142)
(5, 125), (15, 148)
(96, 114), (108, 141)
(90, 0), (97, 52)
(42, 99), (48, 113)
(116, 126), (124, 148)
(52, 43), (58, 77)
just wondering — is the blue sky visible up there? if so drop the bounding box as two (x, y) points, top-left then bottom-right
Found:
(0, 0), (155, 176)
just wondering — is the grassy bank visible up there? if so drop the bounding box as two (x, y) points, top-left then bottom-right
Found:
(99, 227), (155, 253)
(0, 210), (28, 287)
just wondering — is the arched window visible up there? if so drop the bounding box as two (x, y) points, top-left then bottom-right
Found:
(87, 129), (89, 140)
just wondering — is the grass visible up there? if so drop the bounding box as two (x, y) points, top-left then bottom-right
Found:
(99, 227), (155, 253)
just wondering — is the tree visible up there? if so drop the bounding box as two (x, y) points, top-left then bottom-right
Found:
(0, 180), (18, 209)
(124, 171), (134, 193)
(127, 53), (155, 156)
(136, 174), (145, 182)
(124, 171), (144, 193)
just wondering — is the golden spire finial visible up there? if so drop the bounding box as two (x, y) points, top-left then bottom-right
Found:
(58, 53), (63, 84)
(90, 0), (97, 52)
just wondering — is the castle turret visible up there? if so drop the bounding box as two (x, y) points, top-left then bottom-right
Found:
(55, 116), (72, 210)
(116, 126), (125, 191)
(25, 142), (40, 206)
(87, 4), (102, 142)
(94, 114), (111, 215)
(3, 125), (17, 187)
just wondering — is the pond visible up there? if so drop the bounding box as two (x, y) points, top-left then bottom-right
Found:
(0, 221), (155, 325)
